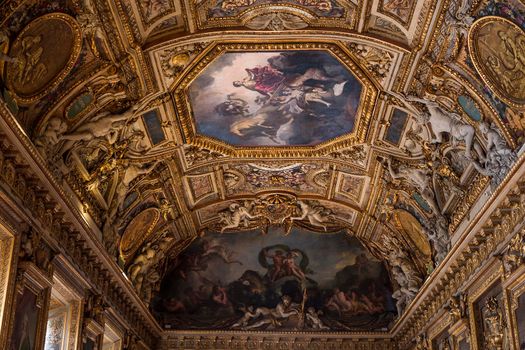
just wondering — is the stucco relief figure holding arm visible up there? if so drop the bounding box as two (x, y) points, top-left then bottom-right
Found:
(34, 117), (68, 156)
(58, 103), (140, 156)
(107, 160), (159, 220)
(386, 157), (440, 215)
(390, 92), (477, 158)
(0, 29), (17, 63)
(471, 122), (517, 185)
(406, 94), (476, 158)
(219, 203), (261, 233)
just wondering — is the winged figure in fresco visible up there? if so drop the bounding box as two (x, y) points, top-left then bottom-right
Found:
(175, 238), (241, 279)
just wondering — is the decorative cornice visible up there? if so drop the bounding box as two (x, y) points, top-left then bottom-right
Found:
(0, 101), (162, 347)
(391, 152), (525, 347)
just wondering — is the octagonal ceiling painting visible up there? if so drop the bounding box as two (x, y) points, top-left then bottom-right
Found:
(188, 50), (363, 146)
(152, 227), (396, 331)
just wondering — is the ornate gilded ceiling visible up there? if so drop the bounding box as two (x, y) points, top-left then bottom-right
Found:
(1, 0), (525, 341)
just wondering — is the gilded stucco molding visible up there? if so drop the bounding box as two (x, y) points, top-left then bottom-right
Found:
(392, 152), (525, 348)
(0, 102), (162, 347)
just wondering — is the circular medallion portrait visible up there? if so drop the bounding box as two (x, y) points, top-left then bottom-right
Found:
(469, 16), (525, 107)
(6, 13), (81, 103)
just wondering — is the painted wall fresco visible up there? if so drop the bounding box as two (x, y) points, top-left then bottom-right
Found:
(142, 109), (166, 145)
(152, 227), (396, 331)
(188, 51), (363, 146)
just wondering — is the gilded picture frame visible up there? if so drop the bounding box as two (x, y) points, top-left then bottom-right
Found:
(467, 267), (511, 350)
(6, 262), (52, 350)
(171, 41), (378, 158)
(505, 265), (525, 350)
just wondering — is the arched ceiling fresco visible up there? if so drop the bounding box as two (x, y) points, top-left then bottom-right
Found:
(1, 0), (524, 339)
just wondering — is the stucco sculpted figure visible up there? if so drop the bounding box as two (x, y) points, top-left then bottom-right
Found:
(386, 157), (440, 215)
(219, 202), (262, 233)
(425, 216), (450, 266)
(379, 235), (422, 314)
(446, 293), (467, 323)
(391, 266), (417, 316)
(109, 160), (160, 219)
(472, 122), (517, 186)
(392, 92), (477, 159)
(0, 29), (17, 63)
(127, 240), (169, 299)
(58, 103), (140, 156)
(442, 0), (474, 61)
(34, 116), (68, 157)
(502, 230), (525, 276)
(483, 297), (507, 350)
(288, 200), (334, 232)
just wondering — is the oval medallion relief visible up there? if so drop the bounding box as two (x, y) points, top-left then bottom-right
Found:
(6, 13), (81, 103)
(120, 208), (160, 261)
(468, 16), (525, 107)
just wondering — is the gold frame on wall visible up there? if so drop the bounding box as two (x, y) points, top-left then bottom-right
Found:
(0, 220), (16, 349)
(6, 262), (53, 350)
(171, 41), (379, 158)
(504, 264), (525, 350)
(467, 266), (511, 350)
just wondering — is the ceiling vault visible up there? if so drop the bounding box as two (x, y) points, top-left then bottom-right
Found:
(1, 0), (525, 349)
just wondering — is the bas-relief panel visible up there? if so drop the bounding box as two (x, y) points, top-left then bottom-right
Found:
(377, 0), (415, 27)
(468, 1), (525, 142)
(184, 173), (219, 205)
(139, 0), (175, 24)
(5, 13), (81, 102)
(120, 0), (183, 40)
(152, 227), (396, 331)
(206, 0), (347, 18)
(468, 17), (525, 107)
(188, 50), (363, 147)
(334, 172), (367, 205)
(224, 163), (328, 196)
(368, 16), (407, 43)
